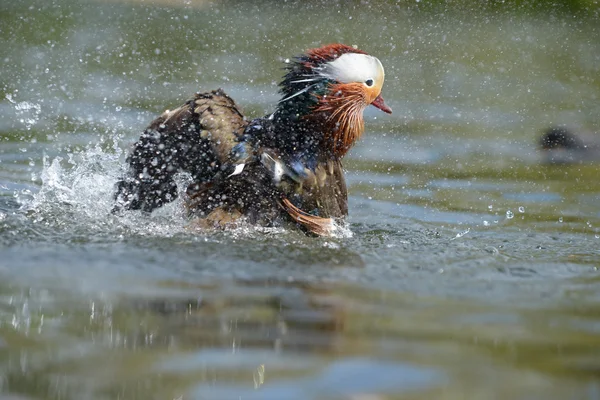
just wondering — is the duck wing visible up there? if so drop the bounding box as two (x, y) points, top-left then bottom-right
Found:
(297, 159), (348, 218)
(259, 151), (348, 235)
(114, 89), (248, 212)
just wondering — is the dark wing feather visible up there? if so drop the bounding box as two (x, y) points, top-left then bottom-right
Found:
(113, 89), (247, 212)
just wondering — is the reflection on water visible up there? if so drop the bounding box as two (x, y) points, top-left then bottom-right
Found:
(1, 0), (600, 398)
(2, 276), (600, 399)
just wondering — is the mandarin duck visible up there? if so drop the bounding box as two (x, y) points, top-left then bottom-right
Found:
(114, 43), (392, 235)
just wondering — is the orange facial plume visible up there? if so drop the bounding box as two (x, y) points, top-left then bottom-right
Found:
(314, 82), (367, 157)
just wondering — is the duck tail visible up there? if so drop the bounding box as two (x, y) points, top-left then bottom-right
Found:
(280, 197), (336, 237)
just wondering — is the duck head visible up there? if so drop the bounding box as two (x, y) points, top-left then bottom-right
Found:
(276, 44), (391, 158)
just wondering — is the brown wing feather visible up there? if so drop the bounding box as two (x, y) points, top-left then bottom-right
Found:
(114, 89), (248, 212)
(193, 90), (247, 159)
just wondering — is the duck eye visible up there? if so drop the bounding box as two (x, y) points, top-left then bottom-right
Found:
(365, 79), (374, 87)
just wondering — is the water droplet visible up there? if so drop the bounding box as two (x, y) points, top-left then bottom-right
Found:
(506, 210), (514, 219)
(518, 206), (525, 213)
(452, 228), (470, 240)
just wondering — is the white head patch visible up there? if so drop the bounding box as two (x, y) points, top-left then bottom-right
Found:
(317, 53), (384, 85)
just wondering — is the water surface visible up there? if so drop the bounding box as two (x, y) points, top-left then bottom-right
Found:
(1, 0), (600, 399)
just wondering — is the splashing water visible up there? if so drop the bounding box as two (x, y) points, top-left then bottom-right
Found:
(6, 93), (42, 131)
(28, 140), (125, 215)
(16, 137), (196, 239)
(452, 227), (470, 240)
(16, 138), (353, 241)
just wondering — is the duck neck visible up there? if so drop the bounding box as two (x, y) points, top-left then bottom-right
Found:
(270, 106), (329, 160)
(314, 96), (365, 159)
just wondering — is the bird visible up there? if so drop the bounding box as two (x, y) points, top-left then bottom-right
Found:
(539, 126), (600, 164)
(113, 43), (392, 236)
